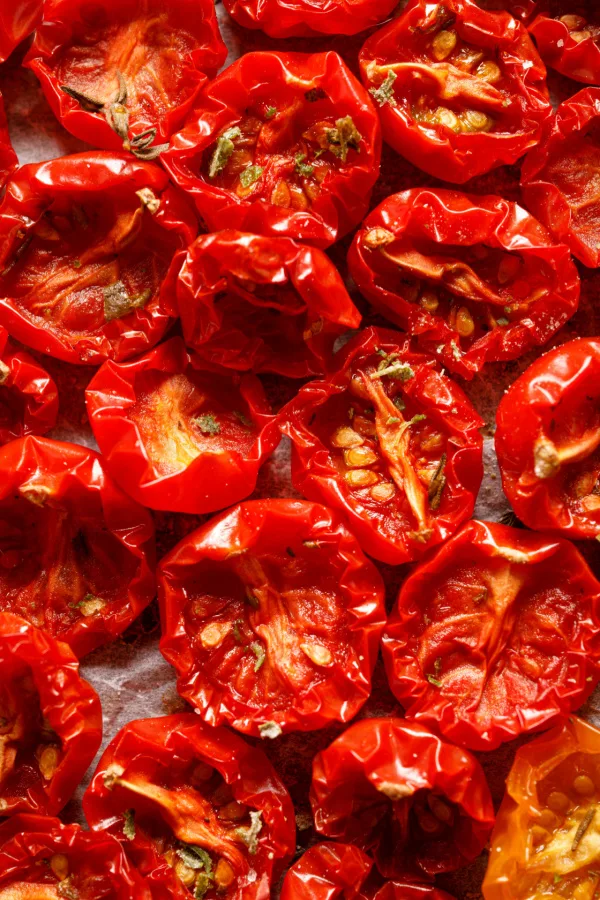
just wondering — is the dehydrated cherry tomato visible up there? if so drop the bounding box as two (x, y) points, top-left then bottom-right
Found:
(158, 499), (386, 736)
(495, 338), (600, 538)
(310, 717), (494, 881)
(83, 713), (296, 900)
(382, 518), (600, 751)
(347, 189), (580, 379)
(280, 842), (374, 900)
(25, 0), (226, 155)
(0, 152), (197, 366)
(169, 230), (361, 377)
(482, 716), (600, 900)
(363, 885), (458, 900)
(529, 4), (600, 85)
(476, 0), (538, 20)
(0, 611), (102, 816)
(358, 0), (551, 183)
(521, 87), (600, 267)
(0, 325), (58, 445)
(0, 0), (42, 62)
(222, 0), (399, 38)
(85, 337), (280, 514)
(162, 52), (382, 248)
(279, 327), (483, 566)
(0, 814), (152, 898)
(0, 435), (155, 658)
(0, 91), (16, 189)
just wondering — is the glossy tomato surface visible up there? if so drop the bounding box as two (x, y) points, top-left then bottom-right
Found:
(223, 0), (399, 38)
(529, 4), (600, 85)
(158, 499), (387, 736)
(0, 0), (41, 63)
(0, 325), (58, 444)
(0, 89), (16, 187)
(280, 842), (373, 900)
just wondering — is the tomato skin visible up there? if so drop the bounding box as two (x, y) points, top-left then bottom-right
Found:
(280, 842), (374, 900)
(364, 886), (457, 900)
(310, 718), (494, 881)
(162, 52), (382, 248)
(0, 152), (197, 366)
(280, 326), (484, 565)
(222, 0), (399, 38)
(529, 5), (600, 85)
(85, 337), (280, 514)
(382, 519), (600, 751)
(0, 325), (59, 444)
(25, 0), (226, 151)
(0, 0), (41, 62)
(168, 231), (361, 377)
(0, 612), (102, 816)
(0, 814), (153, 897)
(158, 499), (387, 736)
(0, 435), (156, 657)
(348, 190), (580, 379)
(83, 713), (296, 900)
(0, 90), (16, 188)
(358, 0), (551, 184)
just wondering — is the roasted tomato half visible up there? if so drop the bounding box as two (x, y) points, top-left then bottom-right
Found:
(86, 337), (280, 514)
(280, 327), (483, 566)
(0, 152), (197, 366)
(280, 842), (373, 900)
(483, 716), (600, 900)
(382, 519), (600, 751)
(348, 189), (580, 379)
(476, 0), (538, 20)
(0, 814), (152, 898)
(83, 714), (296, 900)
(310, 717), (495, 881)
(521, 87), (600, 268)
(0, 612), (102, 816)
(0, 435), (155, 657)
(158, 499), (386, 736)
(0, 91), (16, 189)
(162, 52), (382, 248)
(529, 4), (600, 85)
(25, 0), (227, 154)
(358, 0), (551, 184)
(364, 886), (458, 900)
(496, 338), (600, 538)
(169, 230), (361, 377)
(0, 0), (42, 62)
(222, 0), (399, 38)
(0, 325), (58, 445)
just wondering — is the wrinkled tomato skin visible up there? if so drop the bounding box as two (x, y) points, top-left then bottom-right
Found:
(382, 519), (600, 751)
(280, 326), (484, 566)
(0, 814), (153, 898)
(482, 716), (600, 900)
(0, 612), (102, 816)
(223, 0), (399, 38)
(0, 435), (156, 658)
(348, 190), (580, 379)
(521, 88), (600, 267)
(83, 713), (296, 900)
(529, 4), (600, 85)
(25, 0), (227, 150)
(310, 718), (495, 882)
(0, 325), (59, 444)
(364, 885), (458, 900)
(0, 91), (17, 188)
(162, 52), (382, 248)
(496, 338), (600, 538)
(280, 842), (374, 900)
(358, 0), (551, 184)
(477, 0), (538, 21)
(85, 337), (280, 514)
(158, 499), (387, 736)
(0, 0), (42, 62)
(0, 152), (197, 366)
(168, 231), (361, 377)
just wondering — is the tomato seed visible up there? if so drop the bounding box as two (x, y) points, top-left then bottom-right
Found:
(370, 483), (395, 502)
(215, 858), (236, 889)
(573, 775), (596, 796)
(344, 447), (378, 467)
(331, 426), (364, 449)
(432, 30), (457, 61)
(547, 790), (571, 813)
(50, 854), (69, 880)
(345, 469), (379, 487)
(301, 643), (333, 666)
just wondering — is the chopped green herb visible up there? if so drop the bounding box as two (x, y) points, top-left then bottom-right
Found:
(208, 127), (241, 178)
(123, 808), (136, 840)
(450, 340), (462, 360)
(427, 674), (442, 688)
(408, 414), (427, 425)
(326, 116), (362, 162)
(239, 165), (264, 188)
(232, 619), (244, 643)
(294, 153), (314, 178)
(176, 844), (213, 873)
(195, 875), (211, 898)
(265, 106), (277, 119)
(387, 416), (401, 425)
(233, 410), (252, 428)
(496, 317), (509, 326)
(235, 810), (263, 854)
(72, 259), (82, 269)
(369, 70), (398, 107)
(393, 395), (406, 412)
(195, 414), (220, 435)
(250, 641), (266, 672)
(259, 721), (282, 739)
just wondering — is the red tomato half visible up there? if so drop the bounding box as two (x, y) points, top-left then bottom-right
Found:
(0, 435), (156, 657)
(25, 0), (227, 153)
(86, 337), (280, 514)
(521, 87), (600, 268)
(0, 612), (102, 816)
(280, 843), (373, 900)
(162, 52), (382, 248)
(0, 325), (58, 445)
(0, 814), (152, 898)
(0, 0), (42, 62)
(0, 153), (197, 366)
(365, 886), (458, 900)
(223, 0), (399, 38)
(382, 519), (600, 751)
(359, 0), (551, 183)
(477, 0), (538, 20)
(348, 189), (580, 378)
(280, 327), (484, 565)
(169, 231), (361, 377)
(158, 499), (387, 736)
(529, 4), (600, 85)
(310, 718), (495, 881)
(0, 91), (17, 189)
(496, 338), (600, 538)
(83, 714), (296, 900)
